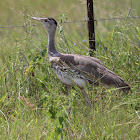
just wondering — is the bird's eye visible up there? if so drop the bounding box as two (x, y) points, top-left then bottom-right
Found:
(44, 19), (48, 22)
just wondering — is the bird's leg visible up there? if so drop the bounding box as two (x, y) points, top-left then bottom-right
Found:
(65, 85), (71, 115)
(81, 88), (91, 108)
(66, 85), (71, 95)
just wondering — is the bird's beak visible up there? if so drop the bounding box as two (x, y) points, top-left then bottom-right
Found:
(31, 17), (41, 21)
(31, 17), (48, 22)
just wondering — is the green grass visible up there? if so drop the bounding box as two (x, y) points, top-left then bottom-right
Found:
(0, 0), (140, 139)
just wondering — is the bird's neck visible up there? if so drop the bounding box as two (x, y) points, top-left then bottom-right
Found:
(47, 29), (58, 57)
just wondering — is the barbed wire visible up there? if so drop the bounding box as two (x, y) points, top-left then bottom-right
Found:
(0, 16), (139, 29)
(63, 16), (140, 23)
(0, 24), (41, 29)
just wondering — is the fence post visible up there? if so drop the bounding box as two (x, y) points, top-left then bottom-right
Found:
(87, 0), (95, 56)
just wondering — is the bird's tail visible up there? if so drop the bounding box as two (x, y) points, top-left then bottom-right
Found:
(116, 78), (131, 93)
(100, 69), (131, 93)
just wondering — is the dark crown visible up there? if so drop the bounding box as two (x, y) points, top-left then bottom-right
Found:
(47, 17), (57, 26)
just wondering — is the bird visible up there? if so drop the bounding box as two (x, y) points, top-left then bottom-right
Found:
(31, 16), (131, 108)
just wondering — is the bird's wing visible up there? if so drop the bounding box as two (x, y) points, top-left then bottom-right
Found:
(50, 53), (130, 91)
(50, 54), (105, 84)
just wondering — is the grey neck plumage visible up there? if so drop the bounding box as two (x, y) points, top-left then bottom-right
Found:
(47, 28), (59, 57)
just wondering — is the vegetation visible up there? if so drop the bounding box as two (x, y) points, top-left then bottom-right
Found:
(0, 0), (139, 139)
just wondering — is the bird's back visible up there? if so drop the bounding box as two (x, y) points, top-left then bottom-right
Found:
(49, 53), (130, 92)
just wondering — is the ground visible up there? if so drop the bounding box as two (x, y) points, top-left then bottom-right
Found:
(0, 0), (140, 139)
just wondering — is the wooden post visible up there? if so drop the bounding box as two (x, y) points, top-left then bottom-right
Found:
(87, 0), (95, 56)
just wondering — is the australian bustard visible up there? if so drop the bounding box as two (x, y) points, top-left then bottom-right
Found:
(31, 17), (130, 108)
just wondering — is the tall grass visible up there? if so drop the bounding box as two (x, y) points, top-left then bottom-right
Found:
(0, 0), (140, 139)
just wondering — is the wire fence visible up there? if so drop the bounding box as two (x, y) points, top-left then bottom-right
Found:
(0, 16), (139, 29)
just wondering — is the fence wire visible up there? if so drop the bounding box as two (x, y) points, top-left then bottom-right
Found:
(0, 16), (139, 29)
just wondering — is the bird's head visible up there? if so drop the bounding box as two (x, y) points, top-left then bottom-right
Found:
(31, 17), (57, 33)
